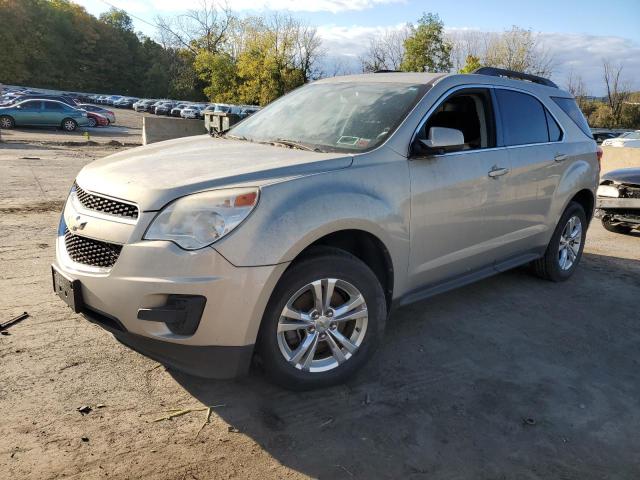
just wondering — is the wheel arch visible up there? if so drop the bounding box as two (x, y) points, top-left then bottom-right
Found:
(290, 229), (395, 312)
(570, 188), (595, 224)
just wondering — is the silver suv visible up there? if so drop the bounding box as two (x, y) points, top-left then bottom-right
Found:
(52, 68), (599, 389)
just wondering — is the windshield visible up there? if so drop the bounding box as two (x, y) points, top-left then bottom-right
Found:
(229, 81), (428, 153)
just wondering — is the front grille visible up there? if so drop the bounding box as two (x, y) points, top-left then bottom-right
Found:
(621, 185), (640, 199)
(74, 182), (138, 219)
(64, 229), (122, 268)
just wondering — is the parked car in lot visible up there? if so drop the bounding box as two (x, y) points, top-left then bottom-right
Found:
(52, 68), (598, 389)
(0, 99), (88, 131)
(170, 103), (192, 117)
(148, 100), (168, 114)
(602, 130), (640, 148)
(134, 99), (158, 112)
(85, 111), (109, 127)
(591, 129), (620, 145)
(239, 106), (261, 118)
(154, 101), (176, 115)
(77, 104), (115, 124)
(114, 97), (139, 109)
(595, 168), (640, 234)
(180, 104), (205, 119)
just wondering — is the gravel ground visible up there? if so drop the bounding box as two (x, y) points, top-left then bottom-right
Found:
(0, 139), (639, 479)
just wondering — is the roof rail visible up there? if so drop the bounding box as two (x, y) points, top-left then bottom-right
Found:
(374, 69), (400, 73)
(472, 67), (558, 89)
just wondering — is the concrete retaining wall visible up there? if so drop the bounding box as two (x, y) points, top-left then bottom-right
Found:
(142, 116), (205, 145)
(601, 146), (640, 173)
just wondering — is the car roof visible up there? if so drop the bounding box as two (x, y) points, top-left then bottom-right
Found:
(315, 72), (445, 85)
(314, 71), (571, 97)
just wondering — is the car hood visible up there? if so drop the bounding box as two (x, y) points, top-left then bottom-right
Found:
(602, 167), (640, 185)
(76, 135), (353, 210)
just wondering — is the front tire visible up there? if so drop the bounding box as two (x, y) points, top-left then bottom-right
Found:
(0, 115), (15, 129)
(532, 201), (587, 282)
(602, 217), (632, 235)
(61, 118), (77, 132)
(87, 117), (97, 128)
(257, 248), (386, 390)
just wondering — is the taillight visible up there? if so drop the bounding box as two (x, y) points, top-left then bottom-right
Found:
(596, 146), (603, 168)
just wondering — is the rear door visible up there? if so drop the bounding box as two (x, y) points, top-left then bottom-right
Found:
(492, 88), (567, 265)
(42, 101), (68, 126)
(407, 87), (512, 291)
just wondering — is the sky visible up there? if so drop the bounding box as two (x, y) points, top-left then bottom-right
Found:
(73, 0), (640, 95)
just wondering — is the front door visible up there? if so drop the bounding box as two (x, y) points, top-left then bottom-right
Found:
(407, 87), (512, 292)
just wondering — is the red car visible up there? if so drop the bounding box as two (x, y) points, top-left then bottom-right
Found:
(86, 111), (109, 127)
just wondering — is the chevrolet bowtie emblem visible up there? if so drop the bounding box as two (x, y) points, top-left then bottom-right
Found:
(70, 215), (87, 232)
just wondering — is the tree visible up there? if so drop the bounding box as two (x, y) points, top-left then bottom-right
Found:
(603, 60), (631, 128)
(155, 0), (234, 54)
(400, 13), (452, 73)
(99, 7), (133, 31)
(483, 26), (553, 77)
(459, 55), (482, 74)
(360, 27), (408, 72)
(566, 71), (588, 110)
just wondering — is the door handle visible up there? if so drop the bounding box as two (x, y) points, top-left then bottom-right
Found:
(554, 154), (568, 162)
(488, 167), (509, 178)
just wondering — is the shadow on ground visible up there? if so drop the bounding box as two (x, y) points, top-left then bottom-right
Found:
(163, 252), (640, 479)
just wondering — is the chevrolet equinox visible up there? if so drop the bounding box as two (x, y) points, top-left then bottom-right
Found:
(52, 68), (599, 390)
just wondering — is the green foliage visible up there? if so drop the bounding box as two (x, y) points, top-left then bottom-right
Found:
(0, 0), (201, 99)
(193, 15), (317, 105)
(400, 13), (452, 73)
(459, 55), (482, 74)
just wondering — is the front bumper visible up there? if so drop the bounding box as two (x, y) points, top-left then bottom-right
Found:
(595, 196), (640, 225)
(53, 196), (288, 378)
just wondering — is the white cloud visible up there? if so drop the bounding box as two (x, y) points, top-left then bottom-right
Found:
(149, 0), (404, 13)
(317, 25), (640, 95)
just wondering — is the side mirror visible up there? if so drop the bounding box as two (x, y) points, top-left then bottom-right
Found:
(421, 127), (465, 149)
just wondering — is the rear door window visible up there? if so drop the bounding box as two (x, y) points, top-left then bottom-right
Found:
(43, 101), (64, 111)
(545, 110), (563, 142)
(496, 89), (549, 146)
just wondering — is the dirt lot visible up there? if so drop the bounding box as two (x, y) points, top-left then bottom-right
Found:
(1, 134), (639, 479)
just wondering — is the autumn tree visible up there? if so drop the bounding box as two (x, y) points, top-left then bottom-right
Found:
(459, 55), (482, 73)
(400, 13), (452, 73)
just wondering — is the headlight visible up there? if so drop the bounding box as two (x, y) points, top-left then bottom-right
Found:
(144, 188), (259, 250)
(597, 184), (620, 198)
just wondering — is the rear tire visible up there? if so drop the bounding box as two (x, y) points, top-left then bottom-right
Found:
(61, 118), (77, 132)
(0, 115), (15, 129)
(257, 248), (386, 390)
(602, 218), (632, 235)
(87, 117), (97, 128)
(532, 201), (587, 282)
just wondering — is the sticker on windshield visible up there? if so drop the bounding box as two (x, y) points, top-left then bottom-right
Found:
(337, 136), (359, 145)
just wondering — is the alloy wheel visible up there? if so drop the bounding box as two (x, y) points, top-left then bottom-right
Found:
(0, 117), (13, 128)
(63, 120), (76, 131)
(558, 215), (582, 270)
(276, 278), (368, 372)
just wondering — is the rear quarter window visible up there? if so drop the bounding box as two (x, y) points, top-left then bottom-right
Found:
(552, 97), (592, 138)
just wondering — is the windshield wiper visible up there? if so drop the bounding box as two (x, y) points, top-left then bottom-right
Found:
(269, 138), (322, 152)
